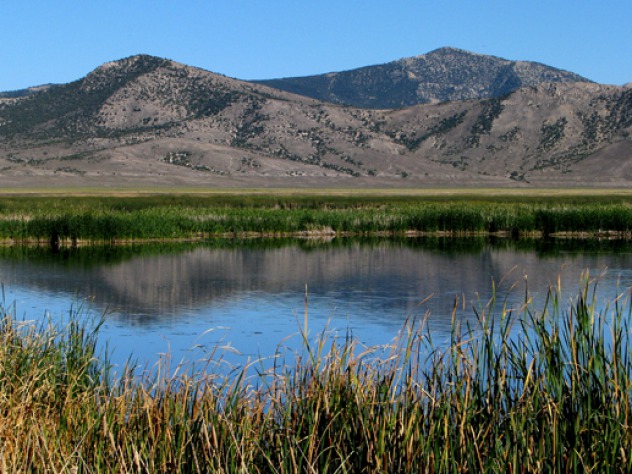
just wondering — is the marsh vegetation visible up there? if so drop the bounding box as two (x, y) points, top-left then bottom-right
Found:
(2, 192), (632, 244)
(2, 191), (632, 471)
(0, 274), (630, 472)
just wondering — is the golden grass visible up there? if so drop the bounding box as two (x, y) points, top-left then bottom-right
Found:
(1, 274), (631, 472)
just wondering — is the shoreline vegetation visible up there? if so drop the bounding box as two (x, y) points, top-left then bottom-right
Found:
(2, 192), (632, 245)
(1, 275), (631, 471)
(2, 190), (632, 470)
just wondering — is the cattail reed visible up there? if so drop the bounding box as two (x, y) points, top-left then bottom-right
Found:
(0, 273), (630, 472)
(1, 194), (632, 243)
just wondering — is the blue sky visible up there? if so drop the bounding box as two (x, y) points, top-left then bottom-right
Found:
(1, 1), (631, 92)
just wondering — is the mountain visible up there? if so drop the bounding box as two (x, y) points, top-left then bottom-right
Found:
(253, 47), (592, 109)
(0, 53), (630, 188)
(0, 84), (55, 100)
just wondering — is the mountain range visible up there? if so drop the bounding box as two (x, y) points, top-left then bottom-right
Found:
(254, 47), (591, 108)
(0, 48), (630, 188)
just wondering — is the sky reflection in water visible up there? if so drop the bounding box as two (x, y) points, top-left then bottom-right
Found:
(1, 238), (631, 373)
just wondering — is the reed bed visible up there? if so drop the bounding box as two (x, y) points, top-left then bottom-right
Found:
(1, 195), (632, 243)
(0, 274), (631, 472)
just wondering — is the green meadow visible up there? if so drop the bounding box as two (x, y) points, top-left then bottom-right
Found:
(1, 189), (632, 243)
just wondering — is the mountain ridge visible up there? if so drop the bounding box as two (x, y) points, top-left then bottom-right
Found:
(253, 47), (592, 109)
(0, 50), (630, 188)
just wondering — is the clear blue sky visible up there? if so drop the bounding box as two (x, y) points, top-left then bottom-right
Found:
(1, 1), (631, 92)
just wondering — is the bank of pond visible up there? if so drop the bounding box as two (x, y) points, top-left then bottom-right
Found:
(0, 275), (630, 472)
(2, 194), (632, 244)
(2, 197), (632, 471)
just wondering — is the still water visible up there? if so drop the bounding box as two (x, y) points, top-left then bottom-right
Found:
(1, 238), (631, 372)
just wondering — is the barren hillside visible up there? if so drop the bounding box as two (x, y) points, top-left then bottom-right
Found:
(0, 53), (630, 188)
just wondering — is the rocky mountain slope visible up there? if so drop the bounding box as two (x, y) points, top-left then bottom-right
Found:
(254, 47), (592, 109)
(0, 52), (630, 188)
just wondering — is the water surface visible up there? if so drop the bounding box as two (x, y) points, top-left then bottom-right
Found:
(1, 238), (631, 372)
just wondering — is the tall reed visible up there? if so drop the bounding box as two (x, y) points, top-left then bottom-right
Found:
(2, 195), (632, 243)
(0, 274), (631, 472)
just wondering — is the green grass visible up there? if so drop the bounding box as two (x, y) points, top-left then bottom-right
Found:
(1, 274), (631, 472)
(2, 193), (632, 243)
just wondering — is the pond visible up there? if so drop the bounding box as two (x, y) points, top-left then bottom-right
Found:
(1, 237), (631, 374)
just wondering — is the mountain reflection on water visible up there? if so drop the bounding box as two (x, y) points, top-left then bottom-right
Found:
(1, 238), (631, 368)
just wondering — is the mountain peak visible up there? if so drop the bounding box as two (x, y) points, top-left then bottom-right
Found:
(79, 54), (172, 96)
(426, 46), (481, 55)
(86, 54), (171, 79)
(255, 48), (591, 108)
(404, 46), (482, 63)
